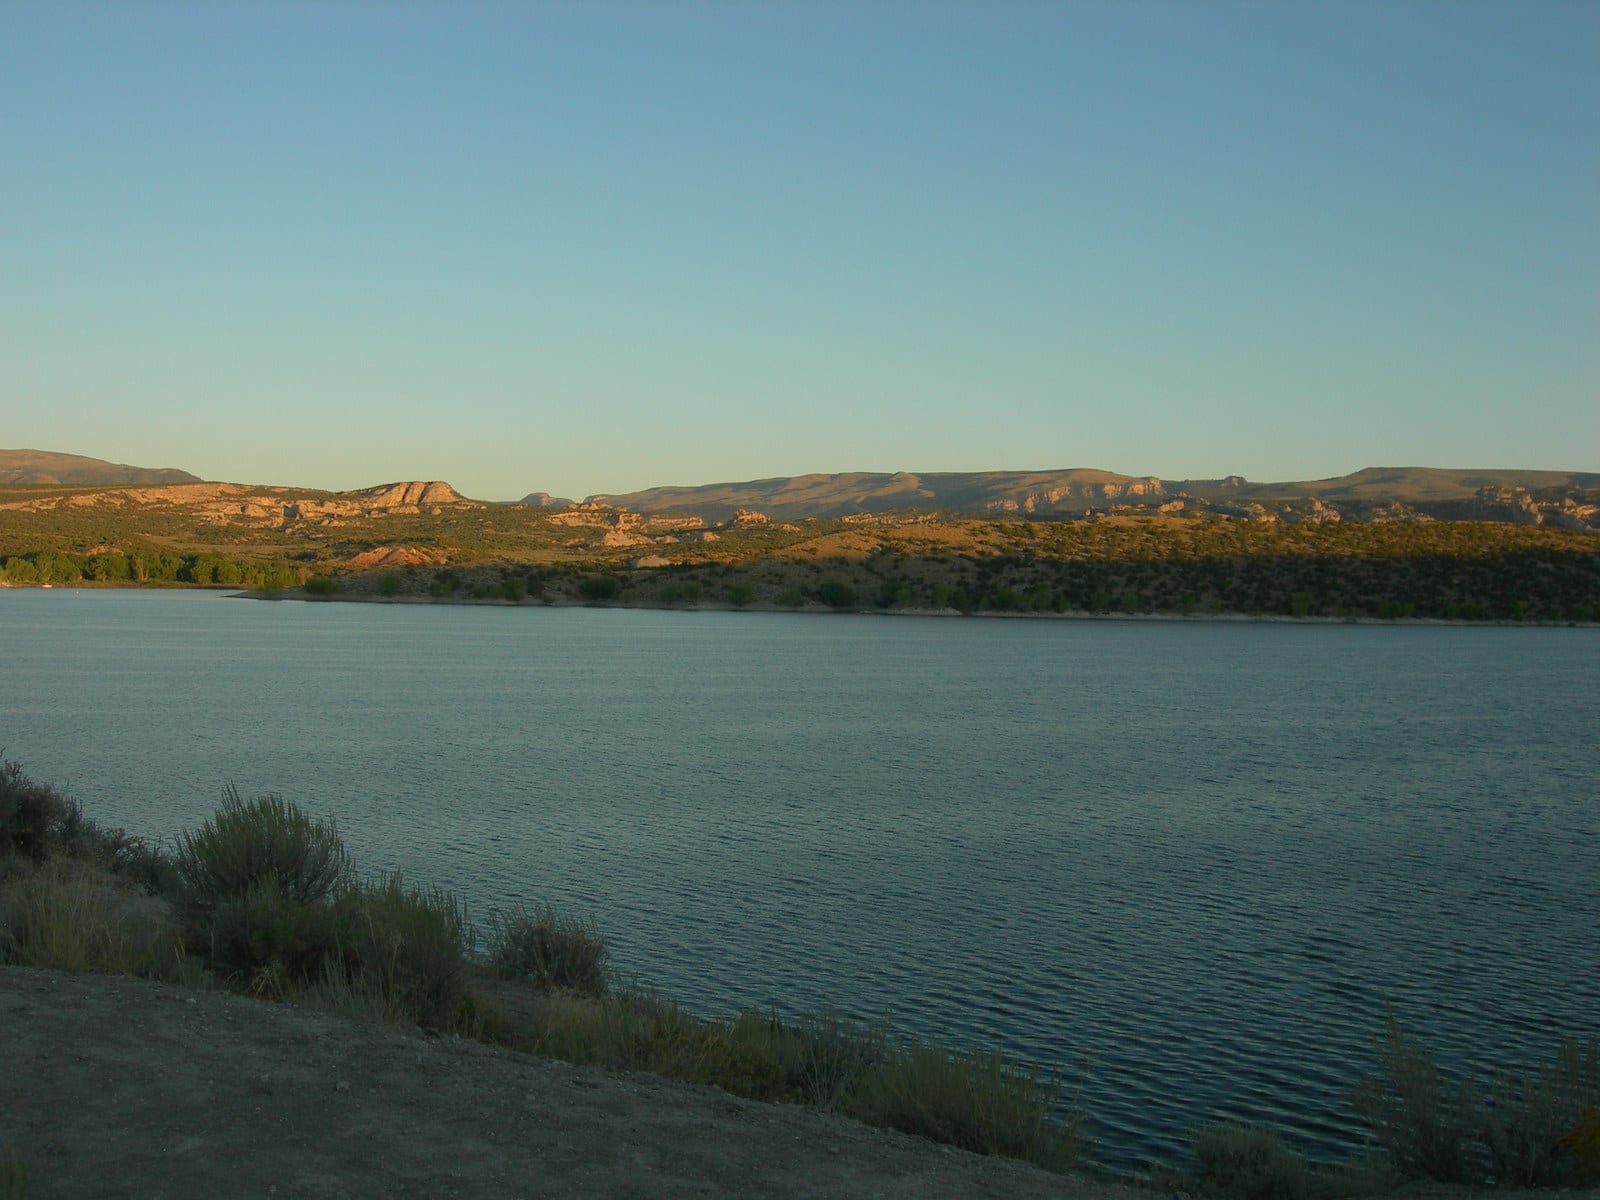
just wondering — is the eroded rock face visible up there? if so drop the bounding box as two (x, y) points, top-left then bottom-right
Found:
(352, 482), (470, 509)
(984, 478), (1167, 513)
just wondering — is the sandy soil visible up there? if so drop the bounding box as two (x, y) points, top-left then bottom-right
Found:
(5, 967), (1596, 1200)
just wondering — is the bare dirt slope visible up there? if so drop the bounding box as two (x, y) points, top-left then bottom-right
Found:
(2, 966), (1144, 1200)
(6, 967), (1595, 1200)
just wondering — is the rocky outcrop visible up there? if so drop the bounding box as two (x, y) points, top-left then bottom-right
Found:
(351, 482), (471, 510)
(548, 504), (641, 529)
(983, 477), (1166, 513)
(642, 515), (705, 532)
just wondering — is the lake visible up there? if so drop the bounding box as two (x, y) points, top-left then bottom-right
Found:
(3, 589), (1597, 1172)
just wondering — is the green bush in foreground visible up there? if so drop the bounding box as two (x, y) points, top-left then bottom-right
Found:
(487, 902), (609, 996)
(170, 790), (352, 989)
(332, 873), (471, 1029)
(173, 789), (350, 915)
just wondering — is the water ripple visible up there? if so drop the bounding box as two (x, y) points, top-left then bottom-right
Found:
(3, 594), (1597, 1173)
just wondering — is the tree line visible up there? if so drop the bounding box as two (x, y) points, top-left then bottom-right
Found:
(0, 549), (306, 590)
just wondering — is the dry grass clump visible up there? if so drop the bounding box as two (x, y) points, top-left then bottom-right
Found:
(0, 857), (190, 983)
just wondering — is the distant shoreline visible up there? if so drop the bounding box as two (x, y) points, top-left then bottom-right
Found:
(3, 579), (1594, 627)
(230, 587), (1600, 629)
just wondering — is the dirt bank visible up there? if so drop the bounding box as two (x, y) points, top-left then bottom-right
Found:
(2, 966), (1144, 1200)
(5, 967), (1595, 1200)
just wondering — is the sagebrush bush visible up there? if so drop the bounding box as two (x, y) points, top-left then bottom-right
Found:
(487, 902), (608, 995)
(523, 990), (786, 1097)
(173, 788), (350, 914)
(201, 875), (343, 988)
(333, 873), (471, 1029)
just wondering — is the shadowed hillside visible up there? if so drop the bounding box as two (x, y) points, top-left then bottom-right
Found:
(576, 467), (1600, 525)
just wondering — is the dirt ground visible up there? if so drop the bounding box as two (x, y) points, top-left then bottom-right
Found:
(3, 966), (1596, 1200)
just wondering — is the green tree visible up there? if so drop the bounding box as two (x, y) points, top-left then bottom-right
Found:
(816, 580), (857, 608)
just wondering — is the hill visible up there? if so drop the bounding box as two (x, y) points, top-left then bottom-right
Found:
(0, 448), (201, 487)
(579, 467), (1600, 523)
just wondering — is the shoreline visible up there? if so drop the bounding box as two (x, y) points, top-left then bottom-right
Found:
(228, 586), (1600, 629)
(2, 577), (1591, 628)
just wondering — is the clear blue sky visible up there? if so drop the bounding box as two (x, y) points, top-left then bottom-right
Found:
(4, 1), (1596, 501)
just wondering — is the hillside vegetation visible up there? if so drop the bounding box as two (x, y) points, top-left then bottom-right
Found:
(1, 471), (1597, 621)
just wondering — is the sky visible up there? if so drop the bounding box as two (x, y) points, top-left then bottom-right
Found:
(3, 2), (1597, 502)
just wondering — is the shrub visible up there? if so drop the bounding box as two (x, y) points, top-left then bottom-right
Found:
(578, 574), (619, 601)
(815, 580), (857, 608)
(522, 990), (784, 1097)
(1351, 1016), (1476, 1182)
(1186, 1123), (1314, 1200)
(0, 761), (68, 861)
(200, 875), (343, 988)
(1477, 1039), (1600, 1186)
(304, 574), (338, 595)
(729, 1010), (887, 1110)
(846, 1040), (1087, 1171)
(1352, 1016), (1600, 1186)
(487, 903), (608, 995)
(333, 873), (471, 1029)
(173, 789), (350, 916)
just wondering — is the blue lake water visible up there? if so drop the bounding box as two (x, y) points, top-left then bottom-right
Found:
(3, 589), (1597, 1171)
